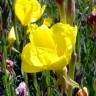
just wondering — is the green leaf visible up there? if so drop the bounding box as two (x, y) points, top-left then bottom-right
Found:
(63, 75), (80, 88)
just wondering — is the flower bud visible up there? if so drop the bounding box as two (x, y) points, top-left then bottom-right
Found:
(56, 0), (66, 23)
(66, 0), (75, 24)
(8, 27), (16, 44)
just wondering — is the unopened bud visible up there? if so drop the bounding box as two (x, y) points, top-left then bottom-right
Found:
(56, 0), (66, 23)
(76, 87), (89, 96)
(8, 26), (16, 44)
(66, 0), (75, 24)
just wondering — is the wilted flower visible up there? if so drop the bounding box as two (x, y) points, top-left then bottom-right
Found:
(88, 14), (93, 24)
(76, 87), (88, 96)
(15, 0), (45, 26)
(8, 26), (16, 44)
(6, 59), (15, 75)
(88, 6), (96, 25)
(21, 23), (77, 73)
(16, 81), (28, 96)
(88, 6), (96, 37)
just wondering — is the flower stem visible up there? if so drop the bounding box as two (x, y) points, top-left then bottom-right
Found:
(2, 33), (11, 96)
(68, 52), (77, 96)
(56, 0), (66, 23)
(21, 26), (31, 96)
(66, 0), (75, 24)
(12, 0), (20, 50)
(33, 74), (40, 96)
(47, 72), (51, 96)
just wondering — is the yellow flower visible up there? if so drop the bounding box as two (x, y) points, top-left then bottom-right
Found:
(21, 23), (77, 73)
(8, 26), (16, 44)
(15, 0), (45, 26)
(43, 17), (53, 27)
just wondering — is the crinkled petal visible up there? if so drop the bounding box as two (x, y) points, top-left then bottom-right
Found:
(21, 23), (77, 73)
(51, 23), (77, 58)
(31, 5), (46, 22)
(29, 25), (56, 50)
(21, 43), (62, 73)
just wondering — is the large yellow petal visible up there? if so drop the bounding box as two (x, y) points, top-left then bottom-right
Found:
(29, 25), (56, 50)
(51, 23), (77, 64)
(21, 43), (60, 73)
(21, 43), (44, 73)
(31, 5), (46, 22)
(21, 42), (68, 73)
(51, 23), (77, 56)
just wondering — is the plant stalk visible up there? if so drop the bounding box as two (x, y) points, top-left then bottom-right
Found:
(68, 52), (77, 96)
(56, 0), (66, 23)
